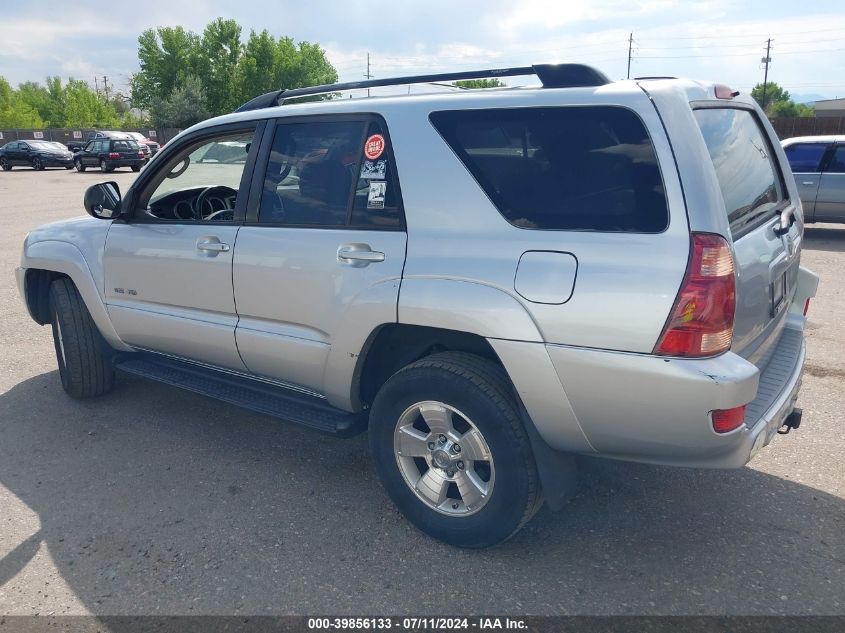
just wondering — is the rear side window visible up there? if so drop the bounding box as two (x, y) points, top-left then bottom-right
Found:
(784, 142), (829, 173)
(694, 108), (784, 238)
(430, 106), (668, 232)
(826, 146), (845, 173)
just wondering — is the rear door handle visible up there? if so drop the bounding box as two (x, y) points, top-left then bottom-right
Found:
(337, 244), (385, 267)
(801, 181), (815, 185)
(197, 239), (230, 254)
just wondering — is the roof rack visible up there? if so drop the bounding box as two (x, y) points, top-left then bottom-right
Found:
(234, 63), (611, 112)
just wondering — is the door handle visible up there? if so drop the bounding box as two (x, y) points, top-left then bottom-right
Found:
(337, 244), (385, 266)
(801, 181), (815, 185)
(197, 239), (230, 253)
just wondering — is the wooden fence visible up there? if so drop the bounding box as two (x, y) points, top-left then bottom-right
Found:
(0, 127), (183, 146)
(770, 117), (845, 140)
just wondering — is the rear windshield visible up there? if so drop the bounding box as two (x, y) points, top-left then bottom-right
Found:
(430, 106), (668, 232)
(112, 140), (140, 151)
(694, 108), (784, 238)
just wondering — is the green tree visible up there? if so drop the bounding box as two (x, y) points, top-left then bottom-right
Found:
(132, 20), (338, 118)
(63, 79), (120, 127)
(134, 25), (202, 110)
(199, 18), (243, 113)
(0, 76), (44, 127)
(150, 75), (210, 128)
(454, 79), (507, 89)
(751, 81), (789, 111)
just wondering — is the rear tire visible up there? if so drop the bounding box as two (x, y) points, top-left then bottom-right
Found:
(100, 159), (112, 173)
(369, 352), (541, 548)
(49, 278), (115, 399)
(0, 157), (12, 171)
(32, 157), (44, 171)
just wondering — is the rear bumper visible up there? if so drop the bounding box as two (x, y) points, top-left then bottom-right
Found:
(106, 159), (145, 168)
(535, 314), (806, 468)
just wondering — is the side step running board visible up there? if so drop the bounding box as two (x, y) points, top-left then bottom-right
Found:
(113, 354), (368, 438)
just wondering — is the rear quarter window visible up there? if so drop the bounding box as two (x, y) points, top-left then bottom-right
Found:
(783, 142), (829, 173)
(694, 108), (785, 239)
(429, 106), (669, 232)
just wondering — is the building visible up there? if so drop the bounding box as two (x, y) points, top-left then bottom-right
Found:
(815, 98), (845, 118)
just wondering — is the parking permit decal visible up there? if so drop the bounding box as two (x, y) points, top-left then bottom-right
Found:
(367, 181), (387, 209)
(364, 134), (385, 160)
(360, 159), (387, 180)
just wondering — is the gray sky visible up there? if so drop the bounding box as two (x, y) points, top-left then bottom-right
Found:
(1, 0), (844, 102)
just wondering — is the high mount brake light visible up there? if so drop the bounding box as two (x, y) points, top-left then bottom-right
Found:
(654, 233), (736, 358)
(715, 84), (740, 99)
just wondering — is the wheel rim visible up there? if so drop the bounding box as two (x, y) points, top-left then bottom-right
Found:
(394, 401), (495, 516)
(100, 160), (107, 171)
(75, 160), (82, 171)
(34, 159), (41, 169)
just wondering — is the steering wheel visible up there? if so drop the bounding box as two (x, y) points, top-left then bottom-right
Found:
(194, 185), (238, 221)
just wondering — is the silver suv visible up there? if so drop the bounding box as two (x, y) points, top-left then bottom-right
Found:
(16, 64), (818, 547)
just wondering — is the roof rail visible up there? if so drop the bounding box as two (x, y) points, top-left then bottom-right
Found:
(234, 63), (611, 112)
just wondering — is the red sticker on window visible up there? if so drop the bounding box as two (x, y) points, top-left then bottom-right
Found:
(364, 134), (385, 160)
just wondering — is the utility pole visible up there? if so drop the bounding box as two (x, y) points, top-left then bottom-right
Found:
(761, 38), (772, 109)
(94, 76), (99, 95)
(627, 32), (633, 79)
(364, 53), (373, 97)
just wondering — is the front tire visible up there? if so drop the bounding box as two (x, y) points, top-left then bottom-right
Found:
(32, 157), (44, 170)
(74, 159), (86, 172)
(49, 278), (115, 399)
(369, 352), (541, 548)
(0, 157), (11, 171)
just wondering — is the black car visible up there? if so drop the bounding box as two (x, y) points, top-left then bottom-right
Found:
(0, 140), (74, 171)
(73, 138), (146, 173)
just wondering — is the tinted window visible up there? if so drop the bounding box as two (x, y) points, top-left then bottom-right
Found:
(112, 140), (138, 151)
(825, 146), (845, 174)
(259, 120), (364, 226)
(430, 106), (668, 232)
(350, 120), (403, 228)
(694, 108), (784, 238)
(784, 142), (829, 173)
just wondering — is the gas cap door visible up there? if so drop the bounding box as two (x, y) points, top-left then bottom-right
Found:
(514, 251), (577, 304)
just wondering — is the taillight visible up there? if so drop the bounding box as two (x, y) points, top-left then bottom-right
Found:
(654, 233), (736, 357)
(138, 151), (145, 157)
(712, 405), (746, 433)
(108, 152), (120, 159)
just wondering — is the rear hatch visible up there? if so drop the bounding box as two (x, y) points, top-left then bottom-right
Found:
(692, 105), (802, 370)
(112, 140), (144, 161)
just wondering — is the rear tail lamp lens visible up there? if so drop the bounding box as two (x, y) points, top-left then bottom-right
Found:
(654, 233), (736, 357)
(108, 152), (120, 159)
(712, 405), (746, 433)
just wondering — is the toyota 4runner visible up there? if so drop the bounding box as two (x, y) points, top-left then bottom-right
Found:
(17, 64), (818, 547)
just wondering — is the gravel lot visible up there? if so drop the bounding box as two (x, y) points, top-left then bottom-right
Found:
(0, 168), (843, 616)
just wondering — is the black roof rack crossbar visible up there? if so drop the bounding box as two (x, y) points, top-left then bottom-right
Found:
(235, 63), (610, 112)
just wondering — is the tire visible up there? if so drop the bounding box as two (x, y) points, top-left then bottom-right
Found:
(74, 159), (86, 172)
(32, 157), (44, 171)
(131, 165), (141, 172)
(65, 165), (73, 170)
(49, 278), (115, 399)
(100, 159), (113, 173)
(0, 157), (11, 171)
(369, 351), (541, 548)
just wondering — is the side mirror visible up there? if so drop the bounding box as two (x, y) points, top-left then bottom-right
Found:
(84, 182), (122, 220)
(72, 147), (81, 153)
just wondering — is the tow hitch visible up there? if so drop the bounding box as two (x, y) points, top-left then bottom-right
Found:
(778, 408), (802, 435)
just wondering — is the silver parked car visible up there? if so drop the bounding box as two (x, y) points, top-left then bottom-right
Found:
(16, 65), (818, 547)
(782, 135), (845, 223)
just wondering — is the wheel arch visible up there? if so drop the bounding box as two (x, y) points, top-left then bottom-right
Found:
(21, 240), (130, 351)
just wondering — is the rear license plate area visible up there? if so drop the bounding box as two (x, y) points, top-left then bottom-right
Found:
(771, 271), (788, 317)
